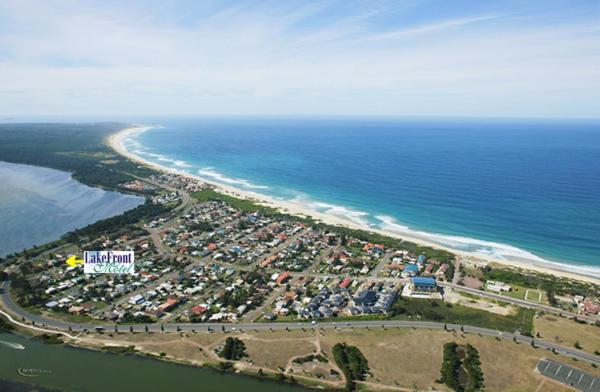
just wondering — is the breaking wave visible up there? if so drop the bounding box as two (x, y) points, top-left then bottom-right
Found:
(123, 125), (600, 279)
(375, 215), (600, 277)
(197, 168), (269, 190)
(287, 193), (372, 226)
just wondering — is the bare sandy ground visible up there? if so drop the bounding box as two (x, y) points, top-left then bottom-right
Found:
(107, 125), (599, 285)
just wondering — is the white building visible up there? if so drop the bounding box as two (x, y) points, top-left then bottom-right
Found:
(486, 281), (511, 292)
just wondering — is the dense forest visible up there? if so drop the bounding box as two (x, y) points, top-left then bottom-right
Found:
(0, 123), (156, 189)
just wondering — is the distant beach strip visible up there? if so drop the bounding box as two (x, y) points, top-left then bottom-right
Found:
(109, 124), (600, 282)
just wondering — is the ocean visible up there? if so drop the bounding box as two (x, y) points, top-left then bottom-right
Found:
(0, 161), (144, 256)
(124, 117), (600, 277)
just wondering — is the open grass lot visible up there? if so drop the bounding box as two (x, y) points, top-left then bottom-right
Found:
(241, 333), (318, 371)
(492, 284), (547, 304)
(80, 331), (225, 365)
(318, 327), (600, 392)
(136, 338), (213, 363)
(534, 314), (600, 355)
(390, 297), (535, 335)
(320, 328), (445, 390)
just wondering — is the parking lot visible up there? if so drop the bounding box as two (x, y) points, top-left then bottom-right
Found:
(536, 358), (599, 392)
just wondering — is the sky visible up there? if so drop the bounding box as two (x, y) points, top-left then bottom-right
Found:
(0, 0), (599, 118)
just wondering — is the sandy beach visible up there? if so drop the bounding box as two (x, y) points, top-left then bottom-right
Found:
(107, 125), (600, 284)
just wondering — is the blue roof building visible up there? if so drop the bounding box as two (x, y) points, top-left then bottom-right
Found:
(411, 277), (437, 293)
(403, 263), (419, 276)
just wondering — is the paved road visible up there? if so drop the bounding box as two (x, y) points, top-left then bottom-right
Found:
(439, 281), (597, 323)
(2, 281), (598, 366)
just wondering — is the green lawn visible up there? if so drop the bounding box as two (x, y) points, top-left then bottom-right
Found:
(487, 284), (547, 304)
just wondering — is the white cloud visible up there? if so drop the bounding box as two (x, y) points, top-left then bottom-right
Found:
(0, 0), (598, 117)
(349, 14), (503, 43)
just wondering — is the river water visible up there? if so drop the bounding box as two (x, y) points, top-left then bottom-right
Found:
(0, 333), (307, 392)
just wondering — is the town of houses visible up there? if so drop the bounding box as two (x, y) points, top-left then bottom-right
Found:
(19, 173), (598, 326)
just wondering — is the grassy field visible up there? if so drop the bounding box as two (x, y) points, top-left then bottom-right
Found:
(79, 326), (599, 392)
(390, 297), (535, 335)
(534, 314), (600, 355)
(319, 328), (599, 392)
(490, 284), (547, 304)
(241, 335), (317, 371)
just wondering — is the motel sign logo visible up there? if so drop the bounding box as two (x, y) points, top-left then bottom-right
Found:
(84, 251), (135, 274)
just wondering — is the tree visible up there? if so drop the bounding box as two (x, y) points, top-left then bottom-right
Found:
(332, 343), (369, 391)
(464, 344), (484, 392)
(440, 342), (461, 391)
(219, 337), (247, 360)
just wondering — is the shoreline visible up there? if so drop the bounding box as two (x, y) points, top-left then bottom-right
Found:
(107, 125), (600, 284)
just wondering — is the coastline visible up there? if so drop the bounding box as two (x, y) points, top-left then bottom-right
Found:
(107, 125), (600, 284)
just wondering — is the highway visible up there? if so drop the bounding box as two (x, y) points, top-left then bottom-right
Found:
(2, 281), (598, 366)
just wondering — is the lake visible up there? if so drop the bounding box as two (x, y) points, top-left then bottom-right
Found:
(0, 161), (144, 257)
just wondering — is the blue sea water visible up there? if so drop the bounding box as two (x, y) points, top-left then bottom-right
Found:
(0, 161), (144, 256)
(126, 117), (600, 276)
